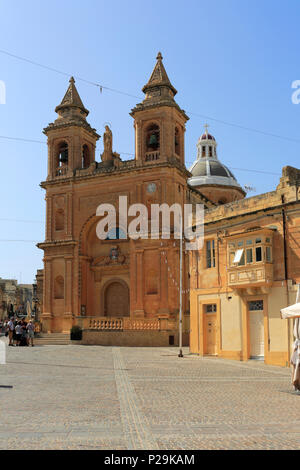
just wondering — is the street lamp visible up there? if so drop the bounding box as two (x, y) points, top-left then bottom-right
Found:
(178, 213), (184, 358)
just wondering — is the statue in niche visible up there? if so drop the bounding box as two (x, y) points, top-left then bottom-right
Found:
(103, 125), (112, 154)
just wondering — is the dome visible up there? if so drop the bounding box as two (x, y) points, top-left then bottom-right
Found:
(199, 133), (215, 141)
(190, 159), (237, 179)
(188, 128), (245, 194)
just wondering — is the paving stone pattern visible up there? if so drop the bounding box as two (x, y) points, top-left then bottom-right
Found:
(0, 342), (299, 450)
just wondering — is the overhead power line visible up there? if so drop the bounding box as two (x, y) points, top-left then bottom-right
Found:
(1, 48), (300, 145)
(0, 49), (141, 100)
(0, 133), (282, 177)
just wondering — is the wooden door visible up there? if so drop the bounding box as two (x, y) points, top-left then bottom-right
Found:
(204, 314), (217, 355)
(249, 310), (264, 358)
(104, 281), (129, 317)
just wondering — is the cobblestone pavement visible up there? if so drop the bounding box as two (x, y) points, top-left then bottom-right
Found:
(0, 340), (299, 450)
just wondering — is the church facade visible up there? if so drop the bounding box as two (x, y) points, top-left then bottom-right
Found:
(38, 53), (212, 345)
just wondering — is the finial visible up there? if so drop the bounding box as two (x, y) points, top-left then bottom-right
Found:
(204, 123), (209, 134)
(69, 76), (75, 84)
(156, 52), (163, 60)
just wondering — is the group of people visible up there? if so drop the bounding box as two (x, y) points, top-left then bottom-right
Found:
(5, 318), (35, 347)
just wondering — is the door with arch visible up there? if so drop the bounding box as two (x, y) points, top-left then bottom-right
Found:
(103, 280), (129, 317)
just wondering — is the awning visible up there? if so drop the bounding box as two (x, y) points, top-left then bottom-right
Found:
(281, 303), (300, 319)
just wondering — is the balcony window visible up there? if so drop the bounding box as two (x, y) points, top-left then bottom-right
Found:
(266, 246), (272, 262)
(255, 246), (262, 262)
(233, 249), (244, 265)
(228, 233), (272, 267)
(246, 248), (253, 264)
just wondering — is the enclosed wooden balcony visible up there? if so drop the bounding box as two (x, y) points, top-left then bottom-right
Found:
(226, 228), (274, 289)
(227, 263), (273, 288)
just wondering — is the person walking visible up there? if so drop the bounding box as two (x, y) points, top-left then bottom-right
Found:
(15, 321), (23, 347)
(7, 317), (15, 346)
(27, 320), (35, 347)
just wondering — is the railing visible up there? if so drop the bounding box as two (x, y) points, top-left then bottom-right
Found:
(123, 318), (160, 330)
(145, 151), (160, 162)
(56, 166), (68, 176)
(227, 263), (273, 287)
(88, 317), (123, 330)
(77, 315), (189, 332)
(79, 316), (160, 331)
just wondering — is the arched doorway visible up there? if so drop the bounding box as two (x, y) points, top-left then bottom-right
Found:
(103, 280), (129, 317)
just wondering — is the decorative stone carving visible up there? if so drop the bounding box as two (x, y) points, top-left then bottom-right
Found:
(92, 246), (126, 266)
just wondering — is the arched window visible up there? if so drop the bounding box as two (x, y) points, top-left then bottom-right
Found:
(202, 146), (206, 158)
(82, 144), (90, 169)
(54, 276), (64, 299)
(55, 209), (64, 231)
(57, 142), (68, 168)
(146, 124), (160, 152)
(209, 146), (213, 157)
(175, 127), (180, 156)
(106, 227), (127, 240)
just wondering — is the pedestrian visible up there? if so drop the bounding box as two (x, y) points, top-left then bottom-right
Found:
(15, 321), (23, 347)
(7, 317), (15, 346)
(27, 320), (35, 347)
(291, 339), (300, 392)
(20, 320), (28, 346)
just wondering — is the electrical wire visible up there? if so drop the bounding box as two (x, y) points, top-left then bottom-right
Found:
(1, 48), (300, 144)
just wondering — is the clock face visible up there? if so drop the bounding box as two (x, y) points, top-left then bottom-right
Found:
(147, 183), (157, 194)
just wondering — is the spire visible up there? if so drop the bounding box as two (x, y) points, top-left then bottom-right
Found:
(142, 52), (177, 97)
(55, 76), (89, 117)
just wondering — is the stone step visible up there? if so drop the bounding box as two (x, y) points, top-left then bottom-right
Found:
(34, 333), (71, 345)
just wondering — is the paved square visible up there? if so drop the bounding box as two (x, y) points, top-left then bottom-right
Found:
(0, 342), (299, 450)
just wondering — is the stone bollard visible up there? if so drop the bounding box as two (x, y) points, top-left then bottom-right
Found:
(0, 339), (6, 365)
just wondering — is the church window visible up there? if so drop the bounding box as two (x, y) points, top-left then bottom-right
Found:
(54, 276), (64, 299)
(106, 227), (127, 240)
(175, 127), (180, 155)
(146, 124), (160, 152)
(209, 146), (213, 157)
(202, 146), (206, 157)
(82, 144), (90, 168)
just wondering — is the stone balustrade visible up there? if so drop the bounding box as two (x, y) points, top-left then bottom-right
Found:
(145, 151), (160, 162)
(123, 318), (160, 330)
(88, 317), (123, 330)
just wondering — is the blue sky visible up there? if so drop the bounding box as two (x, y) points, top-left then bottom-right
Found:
(0, 0), (299, 283)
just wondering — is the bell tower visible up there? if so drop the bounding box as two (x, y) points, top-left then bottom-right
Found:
(130, 53), (189, 165)
(43, 77), (99, 180)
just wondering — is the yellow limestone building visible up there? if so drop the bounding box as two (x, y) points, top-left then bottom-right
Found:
(189, 139), (300, 367)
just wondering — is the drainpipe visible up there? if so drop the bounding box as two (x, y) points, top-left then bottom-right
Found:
(281, 195), (291, 364)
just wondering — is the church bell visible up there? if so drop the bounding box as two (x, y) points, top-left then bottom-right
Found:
(149, 133), (158, 148)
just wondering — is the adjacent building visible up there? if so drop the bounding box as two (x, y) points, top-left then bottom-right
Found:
(190, 165), (300, 366)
